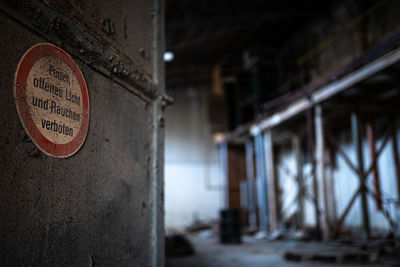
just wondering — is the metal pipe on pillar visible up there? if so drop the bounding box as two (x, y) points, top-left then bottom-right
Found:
(351, 113), (371, 239)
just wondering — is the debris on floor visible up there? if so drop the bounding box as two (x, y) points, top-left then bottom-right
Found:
(166, 232), (400, 267)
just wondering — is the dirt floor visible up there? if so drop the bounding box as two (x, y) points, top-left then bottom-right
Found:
(166, 233), (400, 267)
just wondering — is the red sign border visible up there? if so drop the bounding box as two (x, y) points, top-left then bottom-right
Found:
(14, 43), (90, 158)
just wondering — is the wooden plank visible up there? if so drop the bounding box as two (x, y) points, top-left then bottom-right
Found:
(264, 130), (279, 232)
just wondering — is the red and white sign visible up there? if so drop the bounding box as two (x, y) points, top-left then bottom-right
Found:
(14, 43), (90, 158)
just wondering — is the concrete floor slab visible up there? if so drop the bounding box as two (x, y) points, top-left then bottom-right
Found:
(166, 234), (396, 267)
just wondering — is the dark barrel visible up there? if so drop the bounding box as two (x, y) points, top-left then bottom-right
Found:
(219, 209), (241, 244)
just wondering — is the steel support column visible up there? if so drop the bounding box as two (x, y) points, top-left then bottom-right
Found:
(351, 113), (370, 239)
(306, 107), (321, 237)
(245, 140), (257, 229)
(264, 130), (279, 232)
(315, 105), (330, 240)
(255, 133), (269, 232)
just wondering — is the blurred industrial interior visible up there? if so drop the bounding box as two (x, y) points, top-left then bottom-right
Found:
(164, 0), (400, 266)
(2, 0), (400, 266)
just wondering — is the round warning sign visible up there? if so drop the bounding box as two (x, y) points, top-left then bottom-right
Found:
(14, 43), (90, 158)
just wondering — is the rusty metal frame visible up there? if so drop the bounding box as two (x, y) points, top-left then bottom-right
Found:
(250, 45), (400, 136)
(366, 116), (382, 210)
(325, 121), (395, 234)
(365, 188), (397, 230)
(245, 42), (400, 237)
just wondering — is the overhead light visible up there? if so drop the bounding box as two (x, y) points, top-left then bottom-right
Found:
(163, 51), (174, 62)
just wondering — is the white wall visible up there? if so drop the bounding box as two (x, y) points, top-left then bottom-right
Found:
(276, 149), (298, 221)
(164, 88), (224, 229)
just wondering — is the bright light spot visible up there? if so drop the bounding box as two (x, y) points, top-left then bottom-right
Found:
(164, 51), (174, 62)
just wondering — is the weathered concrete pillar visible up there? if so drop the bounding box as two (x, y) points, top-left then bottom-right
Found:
(0, 1), (168, 266)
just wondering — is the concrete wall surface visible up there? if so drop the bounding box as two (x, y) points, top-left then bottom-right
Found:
(0, 0), (165, 266)
(165, 88), (224, 229)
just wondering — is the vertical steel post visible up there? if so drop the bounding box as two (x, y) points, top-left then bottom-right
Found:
(315, 105), (330, 240)
(255, 132), (269, 232)
(245, 140), (257, 228)
(306, 107), (321, 237)
(326, 149), (338, 227)
(351, 113), (370, 239)
(292, 135), (304, 229)
(264, 130), (279, 232)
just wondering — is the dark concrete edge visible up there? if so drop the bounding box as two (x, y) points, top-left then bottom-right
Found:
(0, 0), (173, 105)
